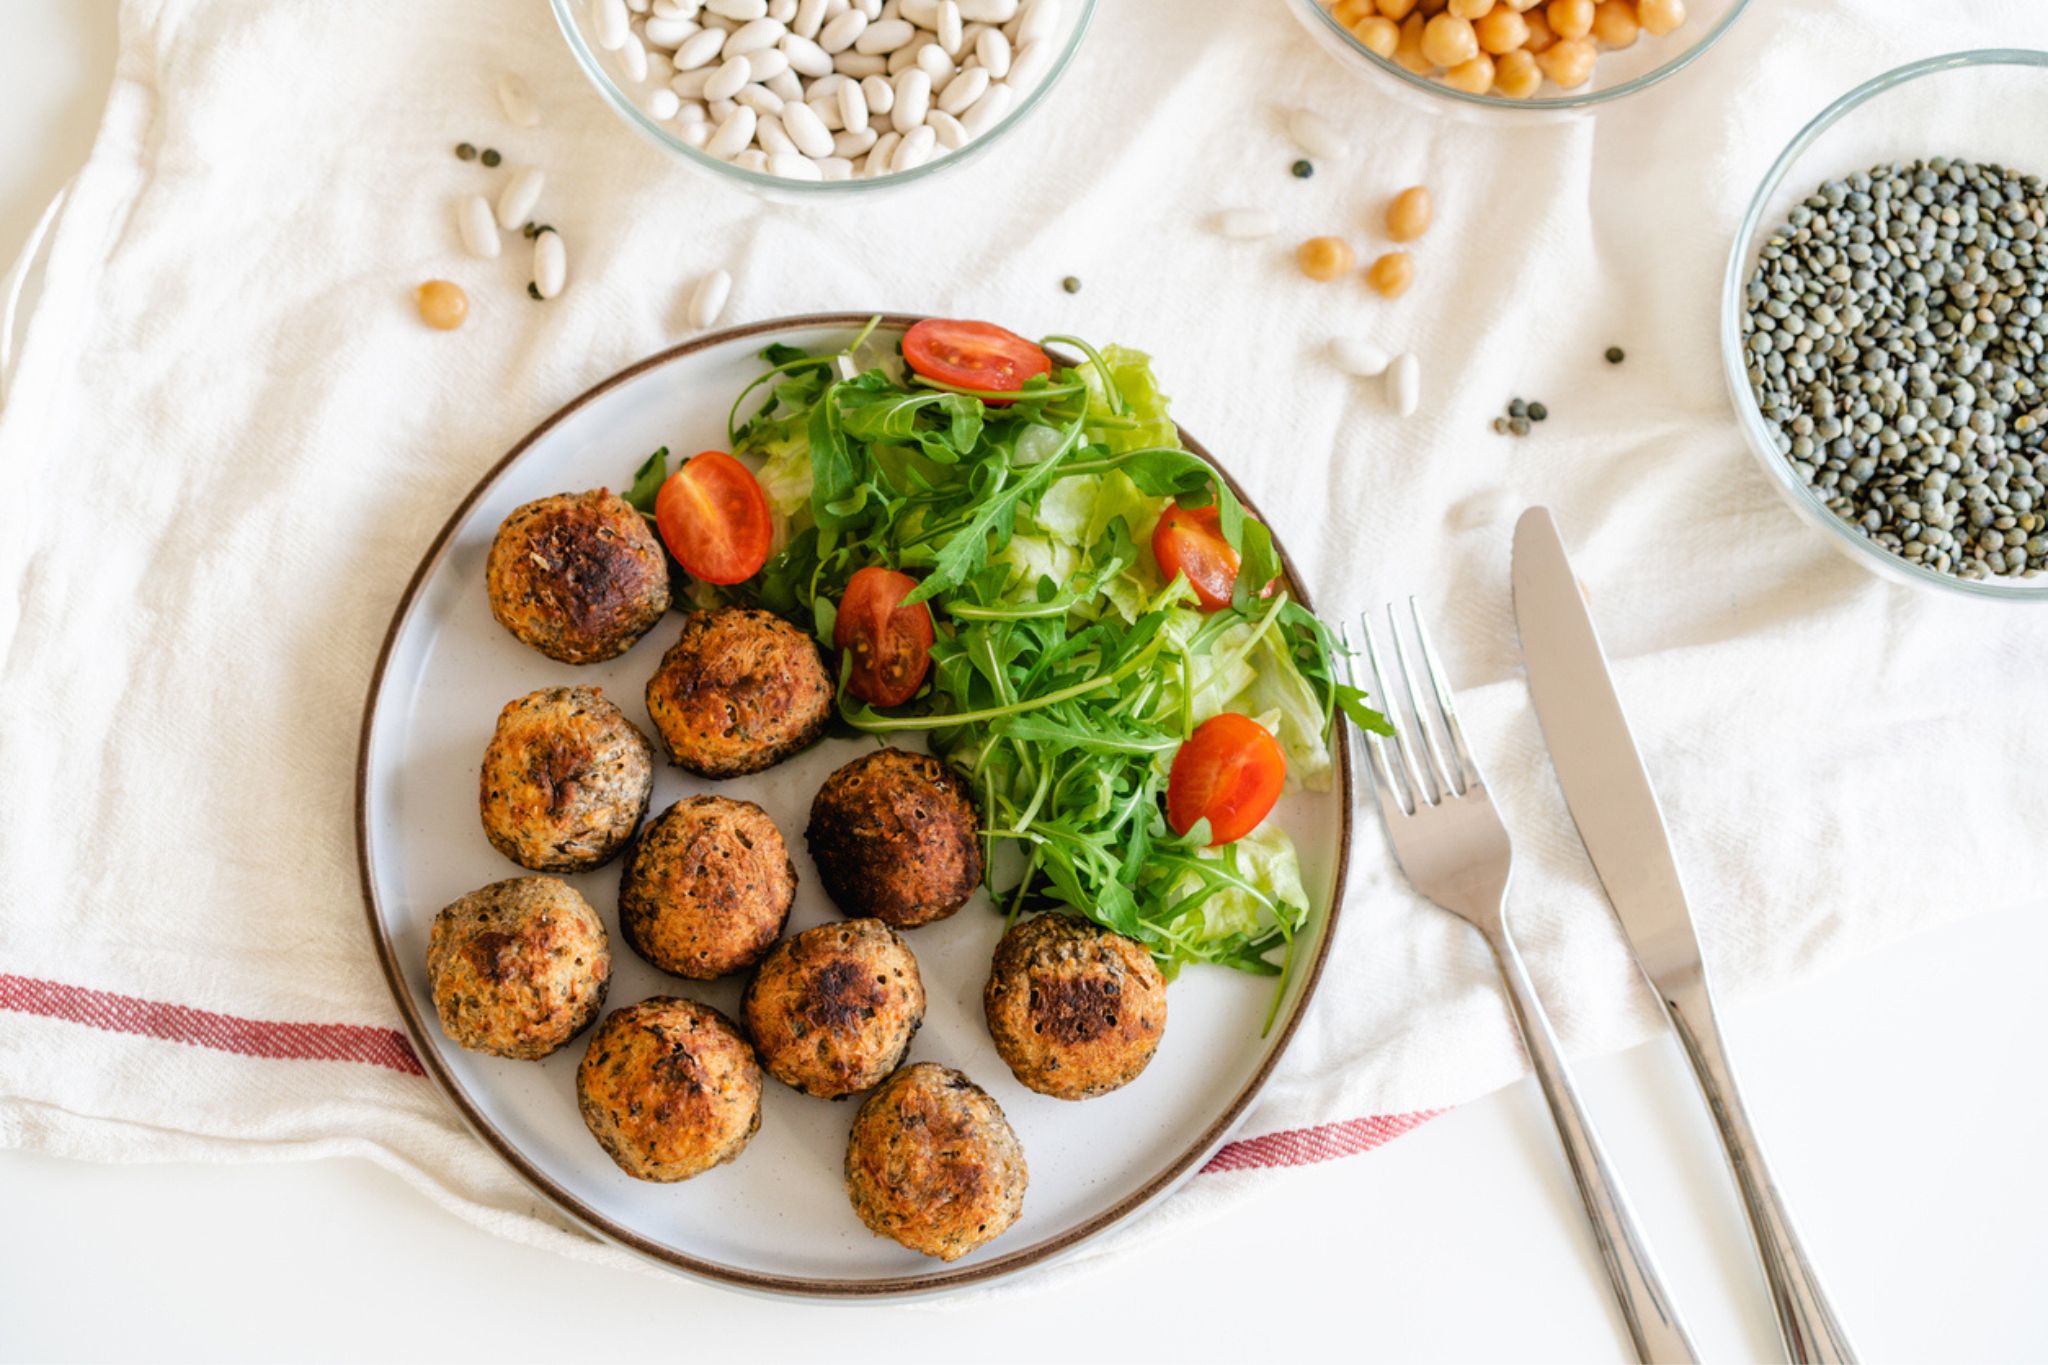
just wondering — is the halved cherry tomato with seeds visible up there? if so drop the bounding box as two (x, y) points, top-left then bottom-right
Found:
(1166, 713), (1288, 846)
(1152, 504), (1242, 611)
(835, 567), (935, 707)
(902, 318), (1051, 406)
(654, 450), (774, 586)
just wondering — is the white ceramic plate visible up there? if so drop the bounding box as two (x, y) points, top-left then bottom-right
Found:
(355, 314), (1354, 1297)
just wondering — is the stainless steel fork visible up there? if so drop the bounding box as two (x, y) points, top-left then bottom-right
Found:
(1351, 601), (1698, 1365)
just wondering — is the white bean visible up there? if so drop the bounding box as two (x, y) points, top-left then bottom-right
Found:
(1006, 39), (1048, 89)
(494, 166), (546, 230)
(1286, 109), (1348, 162)
(854, 17), (916, 53)
(671, 66), (714, 95)
(617, 33), (649, 81)
(734, 148), (770, 171)
(956, 76), (1011, 134)
(723, 16), (786, 55)
(916, 42), (953, 80)
(646, 49), (675, 82)
(928, 107), (967, 149)
(936, 0), (963, 53)
(653, 0), (697, 15)
(936, 63), (987, 114)
(780, 97), (836, 156)
(629, 0), (651, 10)
(705, 0), (767, 16)
(755, 111), (797, 153)
(818, 9), (866, 51)
(900, 0), (941, 24)
(457, 194), (500, 258)
(1017, 0), (1059, 45)
(974, 26), (1010, 77)
(595, 0), (631, 49)
(834, 51), (888, 77)
(818, 155), (855, 180)
(860, 72), (894, 113)
(676, 98), (710, 123)
(865, 129), (902, 175)
(768, 152), (822, 179)
(747, 45), (790, 79)
(644, 15), (699, 46)
(1213, 208), (1278, 239)
(890, 122), (937, 171)
(672, 26), (726, 68)
(678, 118), (713, 147)
(704, 54), (753, 100)
(737, 83), (785, 115)
(768, 0), (798, 20)
(809, 94), (843, 129)
(1387, 352), (1420, 417)
(886, 44), (920, 76)
(837, 77), (870, 132)
(793, 0), (829, 37)
(705, 103), (758, 156)
(956, 0), (1014, 19)
(766, 69), (804, 99)
(533, 230), (567, 299)
(833, 125), (878, 156)
(645, 85), (682, 119)
(890, 67), (930, 131)
(689, 269), (733, 328)
(780, 31), (834, 75)
(495, 72), (542, 127)
(1329, 338), (1391, 377)
(709, 96), (739, 120)
(857, 0), (882, 16)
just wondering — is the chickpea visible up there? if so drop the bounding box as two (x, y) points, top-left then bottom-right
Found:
(1637, 0), (1684, 35)
(1420, 12), (1479, 66)
(1498, 0), (1540, 9)
(1352, 15), (1401, 56)
(1521, 6), (1557, 49)
(1546, 0), (1595, 38)
(1591, 0), (1638, 45)
(1377, 0), (1418, 19)
(1331, 0), (1373, 23)
(1493, 47), (1542, 97)
(1386, 185), (1434, 241)
(1394, 13), (1433, 72)
(1474, 6), (1528, 53)
(1442, 53), (1495, 93)
(414, 279), (469, 331)
(1535, 35), (1596, 86)
(1366, 251), (1416, 299)
(1447, 0), (1494, 17)
(1297, 236), (1358, 282)
(1417, 0), (1449, 14)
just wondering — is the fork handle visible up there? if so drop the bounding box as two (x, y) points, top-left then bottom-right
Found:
(1664, 972), (1857, 1364)
(1487, 926), (1699, 1365)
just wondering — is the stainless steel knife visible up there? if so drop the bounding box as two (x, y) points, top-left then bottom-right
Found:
(1510, 506), (1858, 1365)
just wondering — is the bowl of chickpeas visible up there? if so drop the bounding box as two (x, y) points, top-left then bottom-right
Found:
(1284, 0), (1753, 117)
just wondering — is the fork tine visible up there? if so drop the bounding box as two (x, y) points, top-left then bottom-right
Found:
(1341, 621), (1409, 817)
(1408, 597), (1482, 791)
(1359, 610), (1432, 810)
(1387, 603), (1462, 800)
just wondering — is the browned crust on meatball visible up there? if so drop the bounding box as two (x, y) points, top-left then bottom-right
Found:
(844, 1062), (1026, 1261)
(478, 686), (654, 873)
(984, 913), (1167, 1100)
(486, 489), (671, 665)
(427, 876), (611, 1061)
(576, 997), (762, 1183)
(743, 919), (925, 1099)
(619, 796), (797, 979)
(805, 748), (982, 928)
(644, 608), (833, 778)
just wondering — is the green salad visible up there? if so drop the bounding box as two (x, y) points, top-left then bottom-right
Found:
(626, 319), (1385, 1005)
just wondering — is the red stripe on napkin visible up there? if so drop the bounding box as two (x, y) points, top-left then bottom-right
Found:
(0, 972), (425, 1076)
(1202, 1108), (1443, 1173)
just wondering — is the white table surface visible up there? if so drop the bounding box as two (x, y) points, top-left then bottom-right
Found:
(4, 7), (2045, 1362)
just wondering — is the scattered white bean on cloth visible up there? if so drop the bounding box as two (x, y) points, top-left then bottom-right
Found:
(594, 0), (1067, 179)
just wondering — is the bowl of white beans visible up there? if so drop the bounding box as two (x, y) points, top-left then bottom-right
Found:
(553, 0), (1093, 198)
(1282, 0), (1752, 120)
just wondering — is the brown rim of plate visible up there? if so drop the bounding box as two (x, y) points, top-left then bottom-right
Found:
(354, 312), (1355, 1299)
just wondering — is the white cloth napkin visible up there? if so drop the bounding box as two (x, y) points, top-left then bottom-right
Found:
(6, 0), (2048, 1293)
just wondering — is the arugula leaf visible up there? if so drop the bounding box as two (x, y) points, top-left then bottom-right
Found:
(623, 446), (669, 513)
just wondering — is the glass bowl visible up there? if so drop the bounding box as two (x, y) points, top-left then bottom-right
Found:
(1720, 49), (2048, 604)
(1280, 0), (1752, 122)
(550, 0), (1095, 203)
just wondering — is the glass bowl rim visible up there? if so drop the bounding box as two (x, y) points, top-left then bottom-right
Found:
(1286, 0), (1755, 112)
(548, 0), (1099, 195)
(1718, 47), (2048, 604)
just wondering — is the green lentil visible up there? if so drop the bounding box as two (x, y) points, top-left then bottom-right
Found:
(1061, 276), (1082, 294)
(1291, 159), (1314, 179)
(1605, 346), (1625, 364)
(1528, 402), (1548, 421)
(456, 142), (477, 161)
(481, 147), (502, 167)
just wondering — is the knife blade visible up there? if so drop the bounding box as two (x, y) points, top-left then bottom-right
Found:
(1510, 505), (1857, 1365)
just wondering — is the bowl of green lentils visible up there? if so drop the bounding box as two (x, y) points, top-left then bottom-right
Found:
(1722, 49), (2048, 600)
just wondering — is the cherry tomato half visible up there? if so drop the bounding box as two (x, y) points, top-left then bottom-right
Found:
(1166, 713), (1288, 846)
(835, 566), (935, 707)
(1152, 504), (1242, 611)
(654, 450), (774, 586)
(902, 318), (1052, 406)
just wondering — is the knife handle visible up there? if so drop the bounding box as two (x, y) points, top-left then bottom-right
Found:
(1664, 972), (1858, 1364)
(1487, 926), (1699, 1365)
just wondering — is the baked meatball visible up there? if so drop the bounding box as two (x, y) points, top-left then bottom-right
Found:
(844, 1063), (1027, 1261)
(644, 608), (832, 778)
(426, 876), (610, 1060)
(478, 686), (653, 872)
(619, 796), (796, 979)
(577, 997), (762, 1182)
(805, 748), (981, 928)
(743, 919), (925, 1098)
(486, 489), (670, 665)
(984, 913), (1167, 1100)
